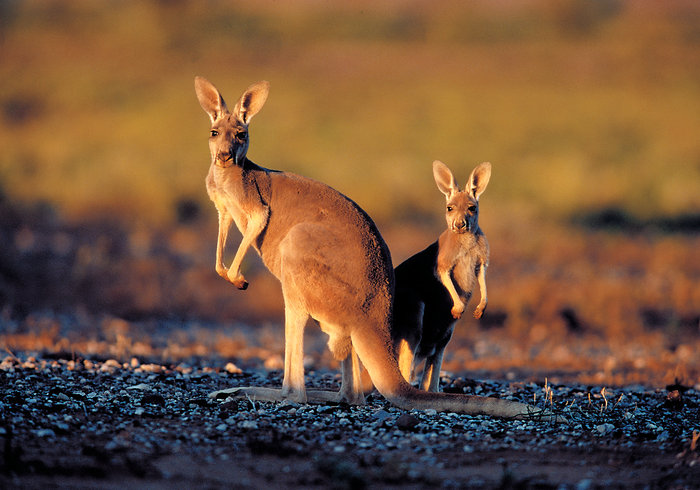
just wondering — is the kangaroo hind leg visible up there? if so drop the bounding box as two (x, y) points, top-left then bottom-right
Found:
(420, 348), (445, 392)
(280, 298), (310, 403)
(318, 322), (365, 405)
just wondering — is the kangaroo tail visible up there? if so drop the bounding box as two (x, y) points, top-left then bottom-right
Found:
(352, 325), (566, 423)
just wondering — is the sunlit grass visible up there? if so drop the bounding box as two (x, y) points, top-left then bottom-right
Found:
(1, 1), (699, 226)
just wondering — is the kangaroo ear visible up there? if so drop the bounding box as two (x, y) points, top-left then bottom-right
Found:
(467, 162), (491, 200)
(433, 160), (458, 198)
(194, 76), (228, 123)
(233, 80), (270, 125)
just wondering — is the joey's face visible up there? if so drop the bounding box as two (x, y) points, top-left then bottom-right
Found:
(445, 192), (479, 234)
(209, 114), (249, 168)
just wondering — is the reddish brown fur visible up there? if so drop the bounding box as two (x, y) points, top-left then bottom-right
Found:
(196, 78), (562, 421)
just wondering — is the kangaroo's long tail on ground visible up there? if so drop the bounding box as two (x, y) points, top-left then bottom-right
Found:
(352, 325), (566, 423)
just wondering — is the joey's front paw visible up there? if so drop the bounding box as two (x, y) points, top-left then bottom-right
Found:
(451, 303), (465, 320)
(474, 301), (488, 320)
(227, 271), (249, 290)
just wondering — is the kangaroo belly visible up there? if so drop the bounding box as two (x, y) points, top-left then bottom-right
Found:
(221, 170), (392, 334)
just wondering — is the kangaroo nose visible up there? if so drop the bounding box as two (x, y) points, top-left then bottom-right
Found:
(455, 220), (466, 229)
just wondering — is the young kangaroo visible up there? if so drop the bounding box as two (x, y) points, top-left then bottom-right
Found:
(195, 77), (561, 421)
(392, 161), (491, 392)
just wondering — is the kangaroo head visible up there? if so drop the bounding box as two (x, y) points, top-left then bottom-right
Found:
(432, 160), (491, 234)
(195, 77), (270, 168)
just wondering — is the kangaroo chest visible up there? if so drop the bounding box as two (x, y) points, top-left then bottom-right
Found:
(450, 254), (478, 298)
(207, 164), (266, 236)
(436, 232), (487, 299)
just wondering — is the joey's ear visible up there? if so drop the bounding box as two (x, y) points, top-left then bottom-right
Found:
(195, 76), (228, 123)
(467, 162), (491, 200)
(433, 160), (458, 198)
(233, 80), (270, 125)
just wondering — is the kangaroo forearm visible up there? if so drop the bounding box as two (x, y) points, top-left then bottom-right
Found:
(472, 262), (488, 318)
(438, 269), (465, 319)
(229, 233), (253, 274)
(477, 262), (487, 307)
(438, 270), (462, 307)
(216, 213), (232, 275)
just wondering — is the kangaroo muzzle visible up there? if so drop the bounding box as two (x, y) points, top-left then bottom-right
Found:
(453, 219), (469, 233)
(215, 150), (235, 168)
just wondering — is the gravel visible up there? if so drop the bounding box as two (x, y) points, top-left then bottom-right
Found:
(1, 353), (699, 488)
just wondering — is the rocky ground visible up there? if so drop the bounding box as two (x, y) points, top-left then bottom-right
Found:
(1, 200), (698, 488)
(1, 353), (698, 489)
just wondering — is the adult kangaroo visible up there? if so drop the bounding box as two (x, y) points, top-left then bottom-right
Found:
(195, 77), (559, 421)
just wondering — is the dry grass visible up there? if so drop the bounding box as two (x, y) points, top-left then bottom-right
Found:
(1, 1), (699, 224)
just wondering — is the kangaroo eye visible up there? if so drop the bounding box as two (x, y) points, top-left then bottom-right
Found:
(210, 130), (219, 137)
(446, 206), (453, 212)
(468, 205), (477, 213)
(236, 131), (248, 140)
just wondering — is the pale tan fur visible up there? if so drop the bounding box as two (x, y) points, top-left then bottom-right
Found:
(434, 160), (491, 321)
(392, 161), (491, 392)
(196, 78), (563, 421)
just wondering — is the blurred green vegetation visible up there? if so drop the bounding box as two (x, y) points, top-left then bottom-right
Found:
(1, 0), (699, 228)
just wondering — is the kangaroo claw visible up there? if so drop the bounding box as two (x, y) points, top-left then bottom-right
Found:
(228, 271), (249, 290)
(233, 277), (249, 290)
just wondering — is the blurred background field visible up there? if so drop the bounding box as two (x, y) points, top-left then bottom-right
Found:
(1, 0), (698, 388)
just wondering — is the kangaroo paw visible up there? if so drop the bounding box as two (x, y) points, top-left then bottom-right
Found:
(451, 304), (464, 320)
(227, 271), (249, 290)
(473, 305), (486, 319)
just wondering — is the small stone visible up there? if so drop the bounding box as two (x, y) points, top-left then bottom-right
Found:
(142, 393), (166, 406)
(373, 410), (391, 423)
(278, 401), (299, 411)
(218, 400), (239, 413)
(225, 362), (242, 374)
(657, 431), (670, 442)
(264, 355), (283, 371)
(396, 414), (420, 431)
(35, 429), (55, 438)
(576, 478), (594, 490)
(127, 383), (151, 391)
(140, 363), (165, 374)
